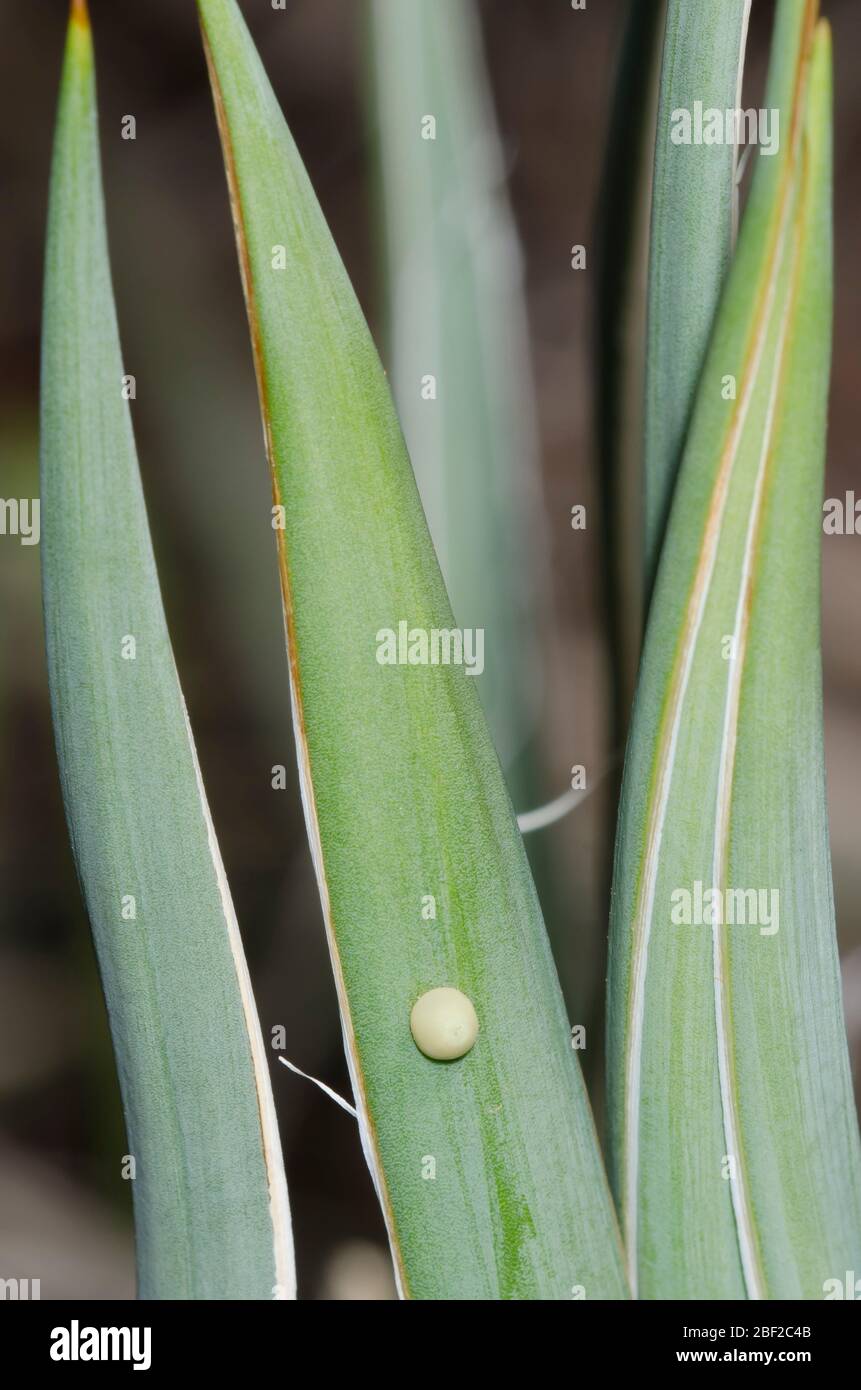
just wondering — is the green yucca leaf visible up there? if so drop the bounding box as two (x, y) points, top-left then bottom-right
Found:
(198, 0), (628, 1300)
(608, 0), (861, 1298)
(643, 0), (752, 598)
(366, 0), (546, 787)
(40, 1), (294, 1300)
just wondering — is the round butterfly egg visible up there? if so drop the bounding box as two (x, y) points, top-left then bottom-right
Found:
(410, 987), (479, 1061)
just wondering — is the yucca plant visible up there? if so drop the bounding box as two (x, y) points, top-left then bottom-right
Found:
(33, 0), (860, 1301)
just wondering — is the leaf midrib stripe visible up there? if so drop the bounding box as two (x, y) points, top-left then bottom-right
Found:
(711, 158), (808, 1301)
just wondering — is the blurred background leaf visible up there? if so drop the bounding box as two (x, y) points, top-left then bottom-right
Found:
(596, 0), (665, 737)
(366, 0), (549, 796)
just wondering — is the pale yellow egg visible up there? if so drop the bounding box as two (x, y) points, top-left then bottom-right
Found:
(410, 987), (479, 1061)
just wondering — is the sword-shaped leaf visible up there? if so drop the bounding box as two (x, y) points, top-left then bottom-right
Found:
(608, 0), (861, 1299)
(643, 0), (752, 598)
(198, 0), (628, 1300)
(40, 1), (294, 1300)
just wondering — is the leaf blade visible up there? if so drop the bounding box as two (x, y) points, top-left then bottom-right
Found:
(608, 0), (861, 1298)
(40, 5), (294, 1300)
(643, 0), (752, 597)
(198, 0), (628, 1300)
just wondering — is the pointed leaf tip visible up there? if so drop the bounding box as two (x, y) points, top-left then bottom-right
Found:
(814, 15), (832, 60)
(70, 0), (90, 28)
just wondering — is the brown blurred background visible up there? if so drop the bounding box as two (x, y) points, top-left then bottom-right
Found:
(0, 0), (858, 1299)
